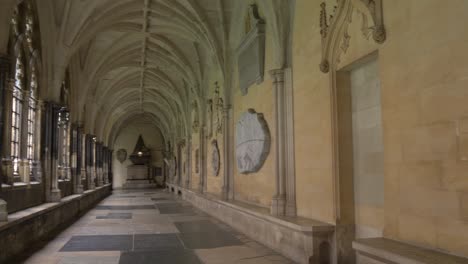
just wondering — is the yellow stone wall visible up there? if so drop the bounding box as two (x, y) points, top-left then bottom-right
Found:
(112, 120), (165, 188)
(293, 0), (468, 257)
(230, 17), (276, 208)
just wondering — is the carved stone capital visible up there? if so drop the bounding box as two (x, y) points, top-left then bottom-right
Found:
(319, 0), (386, 73)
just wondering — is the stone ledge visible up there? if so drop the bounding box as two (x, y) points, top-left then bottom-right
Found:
(168, 184), (334, 264)
(353, 238), (468, 264)
(0, 184), (112, 263)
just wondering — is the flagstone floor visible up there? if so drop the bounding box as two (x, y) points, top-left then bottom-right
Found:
(22, 189), (295, 264)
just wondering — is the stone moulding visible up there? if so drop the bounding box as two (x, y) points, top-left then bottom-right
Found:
(319, 0), (386, 73)
(235, 109), (270, 174)
(237, 4), (266, 95)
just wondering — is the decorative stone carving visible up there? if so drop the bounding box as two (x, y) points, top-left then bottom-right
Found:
(207, 99), (213, 138)
(116, 149), (127, 163)
(319, 0), (386, 73)
(213, 82), (224, 135)
(164, 155), (177, 180)
(235, 109), (270, 174)
(237, 4), (266, 95)
(191, 100), (199, 132)
(211, 140), (220, 176)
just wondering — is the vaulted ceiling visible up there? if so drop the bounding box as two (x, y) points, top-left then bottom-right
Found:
(0, 0), (290, 148)
(41, 0), (237, 146)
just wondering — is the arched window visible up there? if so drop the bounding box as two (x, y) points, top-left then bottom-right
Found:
(11, 49), (24, 177)
(27, 66), (37, 180)
(8, 1), (41, 183)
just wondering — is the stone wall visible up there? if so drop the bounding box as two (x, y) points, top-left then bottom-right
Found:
(112, 118), (165, 188)
(292, 0), (468, 257)
(0, 184), (44, 213)
(0, 185), (111, 263)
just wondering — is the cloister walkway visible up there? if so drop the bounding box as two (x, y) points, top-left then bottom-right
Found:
(21, 189), (294, 264)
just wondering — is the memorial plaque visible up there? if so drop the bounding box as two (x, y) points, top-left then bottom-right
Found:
(235, 109), (270, 174)
(237, 4), (265, 95)
(211, 140), (220, 176)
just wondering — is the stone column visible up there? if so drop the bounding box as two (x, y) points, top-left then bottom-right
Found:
(0, 55), (10, 221)
(32, 100), (44, 183)
(2, 79), (14, 186)
(19, 90), (31, 184)
(198, 128), (205, 193)
(86, 134), (95, 190)
(96, 142), (103, 186)
(72, 124), (83, 194)
(109, 149), (113, 185)
(50, 104), (62, 201)
(42, 102), (61, 202)
(80, 128), (86, 189)
(270, 68), (297, 216)
(221, 106), (232, 200)
(185, 138), (191, 188)
(104, 146), (109, 184)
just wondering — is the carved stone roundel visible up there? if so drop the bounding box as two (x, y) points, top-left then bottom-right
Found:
(211, 140), (220, 176)
(116, 149), (127, 164)
(235, 109), (270, 174)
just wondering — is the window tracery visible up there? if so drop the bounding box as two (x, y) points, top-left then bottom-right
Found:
(7, 1), (41, 183)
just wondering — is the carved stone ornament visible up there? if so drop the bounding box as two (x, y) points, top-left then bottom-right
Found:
(235, 109), (270, 174)
(191, 100), (199, 132)
(116, 149), (127, 164)
(319, 0), (386, 73)
(237, 4), (266, 95)
(207, 99), (213, 138)
(211, 140), (220, 176)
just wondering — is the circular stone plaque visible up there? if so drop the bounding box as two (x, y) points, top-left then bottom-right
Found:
(235, 109), (270, 174)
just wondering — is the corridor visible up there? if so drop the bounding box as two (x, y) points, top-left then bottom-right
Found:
(22, 190), (294, 264)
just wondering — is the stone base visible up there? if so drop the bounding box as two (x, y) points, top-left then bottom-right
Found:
(123, 179), (157, 189)
(353, 238), (468, 264)
(75, 185), (84, 194)
(168, 184), (334, 264)
(270, 195), (286, 216)
(48, 189), (62, 202)
(0, 199), (7, 222)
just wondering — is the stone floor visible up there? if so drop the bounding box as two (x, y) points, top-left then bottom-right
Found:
(22, 189), (295, 264)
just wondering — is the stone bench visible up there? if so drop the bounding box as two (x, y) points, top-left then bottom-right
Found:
(167, 183), (335, 264)
(353, 238), (468, 264)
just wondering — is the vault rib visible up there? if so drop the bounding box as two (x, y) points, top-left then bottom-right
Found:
(139, 0), (151, 111)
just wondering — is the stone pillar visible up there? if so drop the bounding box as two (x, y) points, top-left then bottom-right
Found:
(42, 102), (61, 202)
(31, 100), (44, 183)
(185, 138), (191, 188)
(86, 134), (95, 190)
(96, 142), (103, 186)
(72, 124), (83, 194)
(79, 128), (86, 189)
(221, 106), (232, 200)
(102, 145), (106, 184)
(50, 104), (62, 201)
(2, 79), (14, 186)
(19, 90), (31, 184)
(109, 149), (113, 185)
(0, 55), (10, 221)
(198, 128), (205, 193)
(270, 68), (297, 216)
